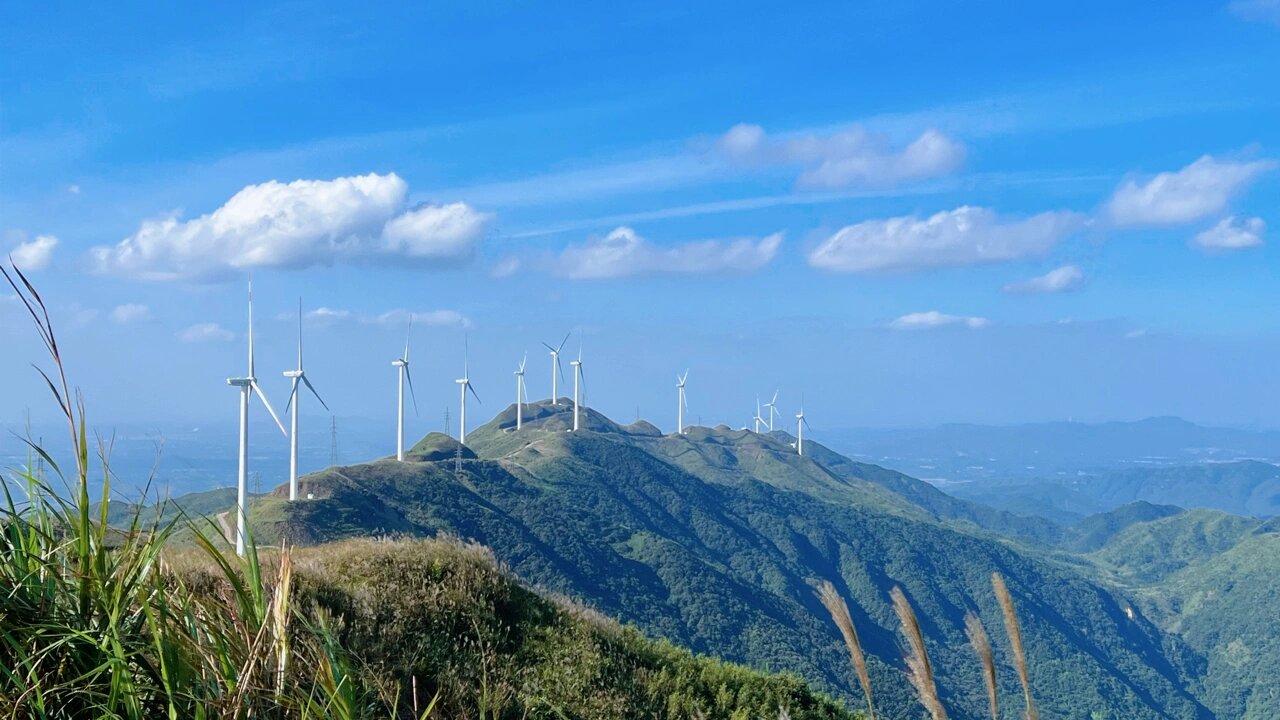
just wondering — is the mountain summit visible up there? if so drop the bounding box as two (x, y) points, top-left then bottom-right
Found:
(246, 401), (1210, 719)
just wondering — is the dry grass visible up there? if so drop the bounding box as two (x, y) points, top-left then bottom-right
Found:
(817, 580), (875, 720)
(993, 572), (1038, 720)
(891, 586), (946, 720)
(964, 611), (998, 720)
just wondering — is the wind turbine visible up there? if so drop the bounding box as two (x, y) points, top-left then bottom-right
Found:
(542, 332), (570, 404)
(569, 344), (585, 432)
(796, 402), (811, 456)
(763, 390), (780, 432)
(283, 299), (329, 501)
(391, 318), (418, 461)
(514, 354), (528, 430)
(456, 336), (481, 444)
(226, 279), (287, 557)
(753, 396), (767, 433)
(676, 370), (689, 435)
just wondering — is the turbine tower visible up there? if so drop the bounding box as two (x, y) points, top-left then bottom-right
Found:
(763, 390), (780, 432)
(542, 332), (569, 404)
(456, 336), (481, 444)
(569, 345), (585, 431)
(796, 404), (811, 456)
(226, 279), (287, 557)
(514, 354), (528, 430)
(391, 319), (418, 461)
(676, 370), (689, 435)
(283, 299), (329, 501)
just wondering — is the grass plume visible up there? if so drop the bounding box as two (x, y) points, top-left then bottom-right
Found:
(993, 572), (1038, 720)
(965, 611), (998, 720)
(891, 586), (946, 720)
(817, 580), (875, 719)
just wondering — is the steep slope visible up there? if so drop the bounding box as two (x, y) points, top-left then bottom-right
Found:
(284, 537), (859, 719)
(1078, 509), (1280, 719)
(230, 400), (1212, 719)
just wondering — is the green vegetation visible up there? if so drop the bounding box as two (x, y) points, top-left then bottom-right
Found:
(1, 266), (857, 720)
(221, 402), (1212, 719)
(1082, 508), (1280, 719)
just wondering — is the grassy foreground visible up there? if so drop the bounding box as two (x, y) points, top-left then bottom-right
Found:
(2, 472), (858, 720)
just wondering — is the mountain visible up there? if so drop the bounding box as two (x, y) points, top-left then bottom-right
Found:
(194, 399), (1215, 719)
(1070, 501), (1185, 553)
(827, 417), (1280, 483)
(1083, 509), (1280, 718)
(950, 460), (1280, 521)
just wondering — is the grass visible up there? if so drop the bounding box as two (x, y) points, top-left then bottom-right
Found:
(815, 575), (1040, 720)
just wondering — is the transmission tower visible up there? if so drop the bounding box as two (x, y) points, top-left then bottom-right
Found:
(444, 408), (451, 438)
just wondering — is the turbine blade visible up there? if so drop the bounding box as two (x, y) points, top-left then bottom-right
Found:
(303, 375), (330, 412)
(405, 365), (419, 415)
(556, 356), (565, 383)
(557, 331), (570, 353)
(468, 381), (482, 404)
(404, 317), (413, 362)
(251, 380), (287, 436)
(541, 341), (556, 352)
(285, 381), (298, 414)
(297, 297), (303, 370)
(247, 276), (255, 377)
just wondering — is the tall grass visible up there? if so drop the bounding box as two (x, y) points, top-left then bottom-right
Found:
(993, 572), (1038, 720)
(816, 581), (875, 720)
(0, 264), (411, 719)
(890, 586), (946, 720)
(814, 574), (1043, 720)
(964, 611), (998, 720)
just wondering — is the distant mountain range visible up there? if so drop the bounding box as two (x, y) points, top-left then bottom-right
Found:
(824, 418), (1280, 520)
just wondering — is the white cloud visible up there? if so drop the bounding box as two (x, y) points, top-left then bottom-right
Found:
(717, 124), (964, 188)
(1003, 264), (1085, 294)
(110, 303), (151, 323)
(1105, 155), (1275, 226)
(380, 202), (490, 262)
(553, 226), (782, 280)
(288, 305), (469, 328)
(9, 234), (58, 271)
(490, 256), (521, 278)
(306, 307), (353, 322)
(372, 309), (471, 329)
(1192, 216), (1265, 251)
(179, 322), (234, 342)
(89, 173), (491, 280)
(67, 184), (81, 195)
(808, 206), (1083, 273)
(1230, 0), (1280, 26)
(890, 311), (990, 330)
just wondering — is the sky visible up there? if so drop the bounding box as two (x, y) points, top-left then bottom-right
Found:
(3, 0), (1280, 453)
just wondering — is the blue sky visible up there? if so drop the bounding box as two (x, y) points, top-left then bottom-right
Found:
(3, 0), (1280, 443)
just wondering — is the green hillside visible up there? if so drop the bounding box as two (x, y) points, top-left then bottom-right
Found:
(282, 537), (862, 719)
(1083, 509), (1280, 718)
(205, 400), (1213, 719)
